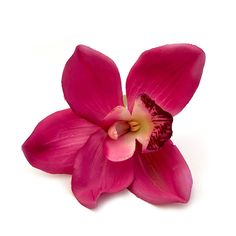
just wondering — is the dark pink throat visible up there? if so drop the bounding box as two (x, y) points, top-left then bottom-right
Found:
(140, 94), (173, 150)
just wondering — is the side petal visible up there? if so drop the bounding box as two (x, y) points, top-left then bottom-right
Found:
(22, 109), (99, 174)
(62, 45), (123, 126)
(129, 141), (192, 204)
(126, 44), (205, 115)
(72, 129), (134, 208)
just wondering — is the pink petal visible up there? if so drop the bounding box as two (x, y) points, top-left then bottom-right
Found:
(102, 105), (132, 128)
(104, 132), (136, 162)
(22, 109), (99, 174)
(71, 129), (134, 208)
(62, 45), (123, 126)
(129, 141), (192, 204)
(126, 44), (205, 115)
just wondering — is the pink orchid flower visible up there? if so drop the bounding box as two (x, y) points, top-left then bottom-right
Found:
(22, 44), (205, 208)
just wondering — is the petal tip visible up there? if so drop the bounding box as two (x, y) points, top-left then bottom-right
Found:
(179, 43), (206, 68)
(187, 43), (205, 62)
(71, 181), (98, 209)
(21, 136), (40, 169)
(74, 44), (95, 56)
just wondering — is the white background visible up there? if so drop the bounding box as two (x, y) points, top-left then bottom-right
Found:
(0, 0), (235, 235)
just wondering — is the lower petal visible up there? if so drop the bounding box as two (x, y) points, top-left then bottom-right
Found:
(71, 129), (134, 208)
(129, 141), (192, 204)
(22, 109), (99, 174)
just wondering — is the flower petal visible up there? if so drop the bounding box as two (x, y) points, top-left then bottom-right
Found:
(102, 105), (132, 128)
(71, 129), (134, 208)
(62, 45), (123, 126)
(104, 132), (136, 162)
(22, 109), (99, 174)
(129, 141), (192, 204)
(126, 44), (205, 115)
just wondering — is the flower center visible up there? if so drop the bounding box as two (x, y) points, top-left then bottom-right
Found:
(105, 93), (173, 153)
(128, 120), (141, 132)
(108, 120), (141, 140)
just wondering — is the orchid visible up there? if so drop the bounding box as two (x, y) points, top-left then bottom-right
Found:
(22, 44), (205, 208)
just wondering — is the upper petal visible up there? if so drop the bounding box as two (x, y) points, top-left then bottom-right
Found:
(129, 141), (192, 204)
(126, 44), (205, 115)
(22, 109), (99, 174)
(71, 129), (134, 208)
(62, 45), (123, 126)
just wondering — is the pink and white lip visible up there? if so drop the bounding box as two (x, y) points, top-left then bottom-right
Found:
(22, 44), (205, 208)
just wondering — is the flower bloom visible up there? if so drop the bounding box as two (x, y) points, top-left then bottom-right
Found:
(22, 44), (205, 208)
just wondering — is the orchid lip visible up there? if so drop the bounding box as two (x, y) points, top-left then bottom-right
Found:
(139, 94), (173, 151)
